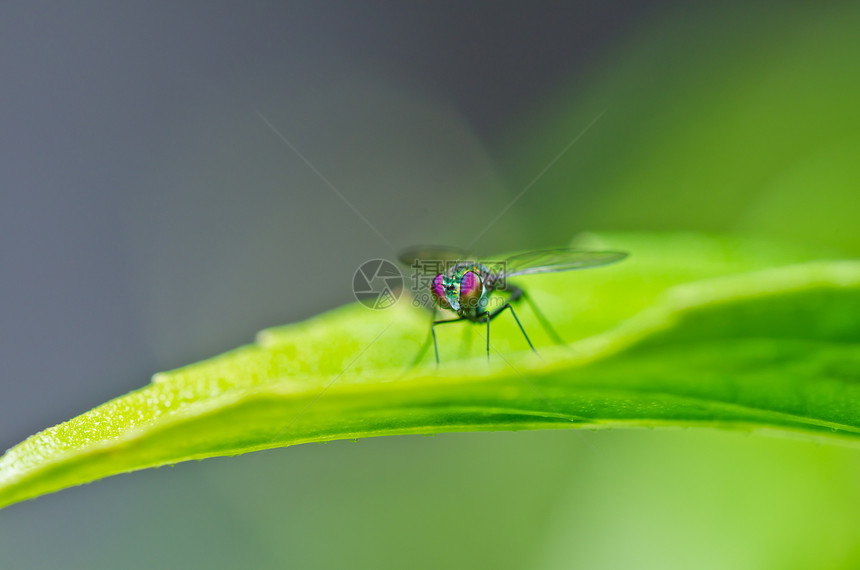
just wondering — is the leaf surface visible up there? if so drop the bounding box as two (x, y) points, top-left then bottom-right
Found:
(2, 233), (858, 509)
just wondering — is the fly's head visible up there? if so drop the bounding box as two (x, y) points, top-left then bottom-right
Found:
(431, 269), (485, 315)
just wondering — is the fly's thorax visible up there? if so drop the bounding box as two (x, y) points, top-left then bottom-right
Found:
(430, 262), (490, 317)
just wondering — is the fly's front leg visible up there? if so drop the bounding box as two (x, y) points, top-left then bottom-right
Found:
(432, 315), (466, 366)
(487, 284), (537, 354)
(484, 311), (491, 362)
(520, 289), (565, 345)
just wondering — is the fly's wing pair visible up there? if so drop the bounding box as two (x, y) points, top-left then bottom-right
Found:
(398, 245), (628, 293)
(494, 249), (628, 278)
(398, 246), (628, 274)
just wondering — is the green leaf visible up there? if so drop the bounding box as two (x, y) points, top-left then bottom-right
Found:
(2, 232), (859, 510)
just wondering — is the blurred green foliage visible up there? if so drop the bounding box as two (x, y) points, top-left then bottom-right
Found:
(501, 4), (860, 256)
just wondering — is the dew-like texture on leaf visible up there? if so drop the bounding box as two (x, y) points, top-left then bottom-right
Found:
(1, 233), (859, 509)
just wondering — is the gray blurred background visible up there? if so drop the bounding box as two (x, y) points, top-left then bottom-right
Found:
(3, 2), (860, 569)
(0, 0), (649, 446)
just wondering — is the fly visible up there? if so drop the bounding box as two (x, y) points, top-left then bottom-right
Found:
(399, 246), (628, 364)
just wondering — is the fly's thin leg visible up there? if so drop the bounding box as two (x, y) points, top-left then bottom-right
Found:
(484, 311), (491, 362)
(488, 283), (536, 354)
(521, 290), (565, 345)
(488, 302), (537, 354)
(432, 315), (467, 366)
(508, 304), (536, 353)
(433, 283), (539, 365)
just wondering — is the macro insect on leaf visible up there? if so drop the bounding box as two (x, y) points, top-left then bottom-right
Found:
(398, 247), (628, 363)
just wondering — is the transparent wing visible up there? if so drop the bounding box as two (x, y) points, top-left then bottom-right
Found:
(493, 248), (628, 278)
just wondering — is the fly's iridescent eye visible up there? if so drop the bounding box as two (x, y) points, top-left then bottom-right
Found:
(431, 274), (451, 310)
(459, 271), (483, 309)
